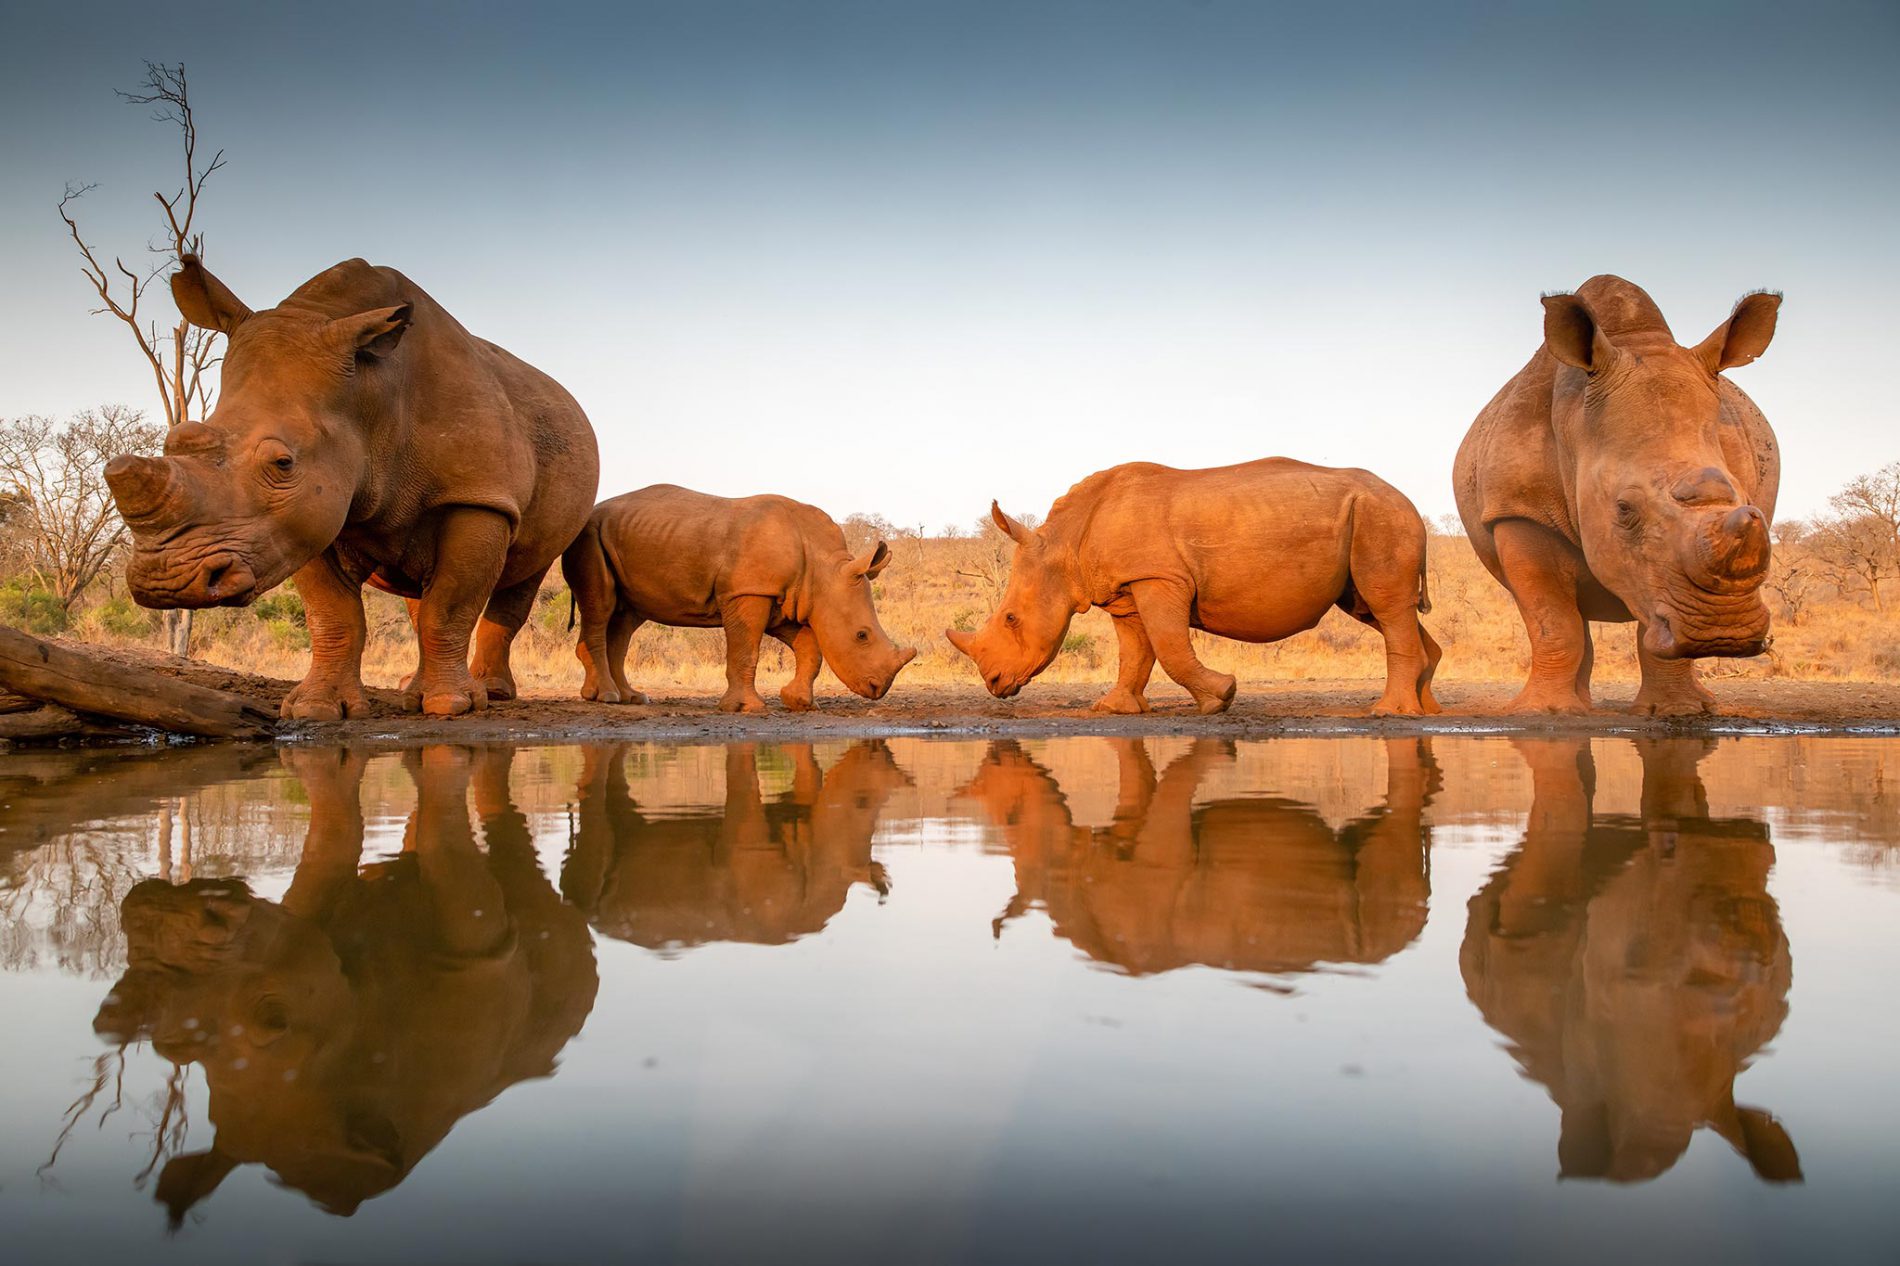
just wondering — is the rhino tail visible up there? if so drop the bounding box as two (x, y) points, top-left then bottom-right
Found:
(1417, 543), (1433, 615)
(567, 589), (576, 632)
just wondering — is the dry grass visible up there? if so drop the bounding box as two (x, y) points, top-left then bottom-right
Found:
(54, 530), (1900, 698)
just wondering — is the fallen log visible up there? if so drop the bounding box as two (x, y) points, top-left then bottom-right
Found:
(0, 625), (278, 739)
(0, 703), (138, 743)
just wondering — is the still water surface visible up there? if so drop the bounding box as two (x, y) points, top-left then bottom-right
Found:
(1, 735), (1896, 1263)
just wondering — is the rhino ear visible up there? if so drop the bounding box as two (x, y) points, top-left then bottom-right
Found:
(171, 254), (253, 335)
(1694, 291), (1780, 373)
(1541, 293), (1617, 373)
(849, 539), (891, 579)
(328, 304), (413, 362)
(156, 1148), (239, 1228)
(990, 501), (1035, 547)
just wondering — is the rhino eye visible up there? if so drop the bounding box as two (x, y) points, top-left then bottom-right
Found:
(855, 629), (870, 643)
(1004, 612), (1018, 627)
(1615, 499), (1639, 527)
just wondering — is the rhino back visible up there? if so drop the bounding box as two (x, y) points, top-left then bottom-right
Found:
(290, 261), (598, 579)
(1069, 459), (1399, 630)
(595, 486), (838, 625)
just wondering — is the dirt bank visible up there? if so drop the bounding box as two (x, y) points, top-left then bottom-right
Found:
(9, 643), (1892, 744)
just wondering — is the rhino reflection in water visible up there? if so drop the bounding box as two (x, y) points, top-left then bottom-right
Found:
(561, 741), (910, 950)
(93, 746), (599, 1222)
(1461, 738), (1799, 1183)
(963, 738), (1438, 976)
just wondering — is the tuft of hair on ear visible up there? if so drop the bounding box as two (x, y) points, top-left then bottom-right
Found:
(1736, 288), (1784, 307)
(1539, 289), (1577, 300)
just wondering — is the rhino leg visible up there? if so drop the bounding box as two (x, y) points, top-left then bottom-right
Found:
(1633, 633), (1717, 716)
(1418, 624), (1445, 715)
(281, 553), (370, 721)
(772, 622), (822, 711)
(567, 522), (643, 703)
(471, 571), (545, 702)
(1128, 580), (1236, 714)
(717, 596), (773, 714)
(1093, 613), (1155, 714)
(405, 508), (510, 717)
(605, 611), (646, 704)
(398, 597), (424, 693)
(1493, 520), (1593, 714)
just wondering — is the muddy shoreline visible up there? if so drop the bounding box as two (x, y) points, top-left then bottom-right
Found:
(6, 644), (1897, 745)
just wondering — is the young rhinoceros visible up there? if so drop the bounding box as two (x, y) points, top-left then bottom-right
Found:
(563, 485), (917, 712)
(947, 459), (1440, 715)
(102, 255), (599, 719)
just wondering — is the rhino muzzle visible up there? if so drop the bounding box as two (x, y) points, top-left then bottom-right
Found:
(127, 548), (261, 609)
(1643, 590), (1772, 660)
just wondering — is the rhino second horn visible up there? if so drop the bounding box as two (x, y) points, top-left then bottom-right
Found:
(104, 454), (179, 524)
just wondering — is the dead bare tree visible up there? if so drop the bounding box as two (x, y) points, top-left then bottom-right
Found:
(57, 61), (226, 654)
(0, 408), (162, 611)
(1762, 551), (1818, 626)
(1809, 463), (1900, 612)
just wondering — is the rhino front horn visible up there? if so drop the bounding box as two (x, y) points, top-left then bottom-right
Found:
(104, 454), (178, 524)
(1714, 505), (1771, 581)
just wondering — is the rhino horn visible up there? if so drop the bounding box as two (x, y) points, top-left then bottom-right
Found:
(104, 454), (180, 525)
(1712, 505), (1771, 582)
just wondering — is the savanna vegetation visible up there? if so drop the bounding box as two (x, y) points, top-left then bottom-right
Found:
(5, 420), (1900, 697)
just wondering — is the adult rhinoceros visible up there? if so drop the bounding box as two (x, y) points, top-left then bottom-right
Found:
(1454, 276), (1781, 715)
(104, 256), (599, 718)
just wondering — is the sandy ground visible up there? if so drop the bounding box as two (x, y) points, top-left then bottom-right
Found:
(14, 643), (1893, 744)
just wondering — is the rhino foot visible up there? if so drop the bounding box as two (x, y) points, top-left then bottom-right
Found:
(1504, 687), (1591, 716)
(419, 688), (487, 717)
(406, 677), (489, 717)
(780, 686), (816, 712)
(281, 677), (367, 721)
(1091, 689), (1150, 715)
(718, 690), (768, 715)
(479, 674), (517, 702)
(1192, 674), (1238, 715)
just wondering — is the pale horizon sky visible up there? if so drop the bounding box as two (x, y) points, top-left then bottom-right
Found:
(2, 1), (1895, 531)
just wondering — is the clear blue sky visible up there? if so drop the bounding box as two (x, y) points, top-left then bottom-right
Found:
(2, 1), (1895, 529)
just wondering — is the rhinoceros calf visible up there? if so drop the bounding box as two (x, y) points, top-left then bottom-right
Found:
(1454, 275), (1781, 714)
(563, 485), (916, 712)
(103, 255), (598, 719)
(946, 459), (1440, 715)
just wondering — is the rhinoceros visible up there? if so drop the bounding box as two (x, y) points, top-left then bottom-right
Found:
(563, 485), (916, 712)
(945, 459), (1440, 715)
(1454, 276), (1781, 714)
(103, 255), (599, 719)
(93, 746), (599, 1222)
(1460, 737), (1800, 1183)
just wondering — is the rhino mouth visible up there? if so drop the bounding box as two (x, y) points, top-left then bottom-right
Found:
(1643, 589), (1771, 660)
(984, 673), (1027, 699)
(127, 546), (268, 609)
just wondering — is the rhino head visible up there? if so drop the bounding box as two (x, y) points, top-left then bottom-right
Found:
(945, 503), (1085, 696)
(1542, 277), (1780, 658)
(104, 255), (411, 608)
(806, 539), (917, 699)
